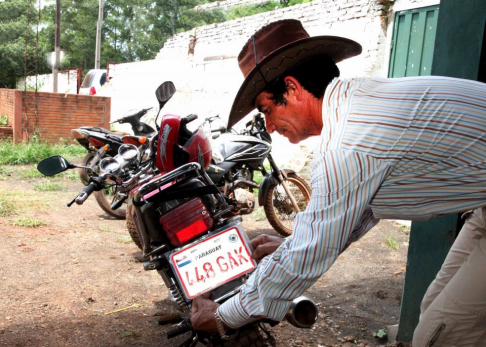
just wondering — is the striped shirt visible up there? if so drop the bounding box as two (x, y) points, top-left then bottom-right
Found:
(218, 76), (486, 328)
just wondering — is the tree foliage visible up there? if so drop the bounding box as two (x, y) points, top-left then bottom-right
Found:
(0, 0), (48, 88)
(2, 0), (310, 84)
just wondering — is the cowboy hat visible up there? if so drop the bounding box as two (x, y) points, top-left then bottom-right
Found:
(227, 19), (362, 129)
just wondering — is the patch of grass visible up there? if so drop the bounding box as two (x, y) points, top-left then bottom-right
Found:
(121, 330), (141, 338)
(117, 236), (134, 244)
(0, 114), (8, 126)
(398, 224), (411, 234)
(253, 163), (271, 186)
(0, 138), (85, 165)
(0, 188), (50, 211)
(0, 166), (14, 178)
(384, 235), (400, 250)
(252, 207), (267, 221)
(34, 180), (64, 191)
(0, 197), (16, 217)
(97, 224), (113, 233)
(17, 166), (45, 179)
(224, 0), (312, 21)
(12, 216), (46, 228)
(60, 170), (79, 181)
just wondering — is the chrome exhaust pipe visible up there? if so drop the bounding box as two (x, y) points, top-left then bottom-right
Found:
(285, 296), (318, 328)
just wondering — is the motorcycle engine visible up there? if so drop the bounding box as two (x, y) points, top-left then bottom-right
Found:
(233, 188), (255, 213)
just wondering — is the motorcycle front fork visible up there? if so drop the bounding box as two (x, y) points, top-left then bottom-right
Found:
(266, 154), (301, 213)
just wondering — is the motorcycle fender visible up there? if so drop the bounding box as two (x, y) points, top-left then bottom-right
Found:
(258, 168), (295, 207)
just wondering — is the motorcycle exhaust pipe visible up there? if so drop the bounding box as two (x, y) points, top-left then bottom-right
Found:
(285, 296), (318, 329)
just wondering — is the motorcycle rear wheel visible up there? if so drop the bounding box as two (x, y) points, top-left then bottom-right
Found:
(79, 152), (96, 185)
(94, 187), (127, 219)
(263, 172), (311, 237)
(126, 209), (142, 250)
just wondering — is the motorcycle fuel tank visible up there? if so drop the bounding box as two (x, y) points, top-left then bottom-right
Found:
(214, 133), (271, 164)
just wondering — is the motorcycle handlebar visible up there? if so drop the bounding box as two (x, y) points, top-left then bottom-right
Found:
(166, 321), (192, 339)
(74, 181), (98, 205)
(183, 114), (198, 125)
(111, 107), (153, 124)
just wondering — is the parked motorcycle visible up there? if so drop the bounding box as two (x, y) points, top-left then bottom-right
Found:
(72, 107), (156, 219)
(206, 114), (311, 237)
(37, 81), (319, 346)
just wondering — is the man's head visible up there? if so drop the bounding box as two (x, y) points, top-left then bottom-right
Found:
(255, 55), (340, 143)
(227, 19), (362, 140)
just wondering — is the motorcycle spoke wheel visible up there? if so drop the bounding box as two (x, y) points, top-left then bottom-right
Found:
(79, 152), (96, 185)
(264, 173), (311, 237)
(94, 186), (127, 219)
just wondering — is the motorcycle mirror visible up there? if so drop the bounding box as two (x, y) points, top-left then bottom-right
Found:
(37, 155), (74, 176)
(155, 81), (176, 108)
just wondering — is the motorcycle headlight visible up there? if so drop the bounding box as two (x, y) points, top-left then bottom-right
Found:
(99, 157), (122, 175)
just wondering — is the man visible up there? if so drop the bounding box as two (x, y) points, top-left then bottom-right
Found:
(191, 19), (486, 346)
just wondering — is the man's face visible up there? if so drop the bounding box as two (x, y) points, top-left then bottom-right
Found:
(254, 91), (309, 144)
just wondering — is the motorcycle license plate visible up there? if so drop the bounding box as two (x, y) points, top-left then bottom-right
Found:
(169, 224), (256, 300)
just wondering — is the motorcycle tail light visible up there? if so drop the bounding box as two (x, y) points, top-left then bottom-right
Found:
(71, 129), (88, 140)
(160, 198), (214, 247)
(88, 137), (105, 148)
(123, 136), (139, 146)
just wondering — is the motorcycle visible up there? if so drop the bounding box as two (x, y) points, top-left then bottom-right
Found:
(37, 81), (319, 346)
(205, 114), (311, 237)
(72, 107), (156, 219)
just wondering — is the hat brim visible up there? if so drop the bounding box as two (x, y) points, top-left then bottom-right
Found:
(227, 36), (362, 129)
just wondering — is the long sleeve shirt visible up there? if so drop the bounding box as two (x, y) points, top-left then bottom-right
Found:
(218, 76), (486, 328)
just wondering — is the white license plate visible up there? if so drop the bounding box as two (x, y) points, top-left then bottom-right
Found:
(169, 225), (256, 299)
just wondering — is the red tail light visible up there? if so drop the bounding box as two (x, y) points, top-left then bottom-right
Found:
(89, 86), (96, 96)
(160, 198), (214, 246)
(88, 137), (105, 148)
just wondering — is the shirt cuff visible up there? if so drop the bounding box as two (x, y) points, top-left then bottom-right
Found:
(217, 293), (258, 329)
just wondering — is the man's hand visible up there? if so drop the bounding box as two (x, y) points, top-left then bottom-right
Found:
(251, 234), (285, 261)
(191, 294), (219, 333)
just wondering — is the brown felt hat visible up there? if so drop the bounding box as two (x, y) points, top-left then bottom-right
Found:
(227, 19), (362, 129)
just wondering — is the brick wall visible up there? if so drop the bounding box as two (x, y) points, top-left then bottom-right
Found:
(0, 89), (110, 143)
(0, 127), (13, 141)
(0, 89), (15, 127)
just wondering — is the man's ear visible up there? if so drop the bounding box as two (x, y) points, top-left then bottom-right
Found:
(283, 76), (303, 101)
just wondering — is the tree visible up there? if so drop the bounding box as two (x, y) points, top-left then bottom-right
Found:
(40, 0), (99, 70)
(0, 0), (48, 88)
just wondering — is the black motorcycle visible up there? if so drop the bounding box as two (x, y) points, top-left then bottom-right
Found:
(72, 107), (156, 219)
(37, 81), (319, 347)
(205, 114), (311, 237)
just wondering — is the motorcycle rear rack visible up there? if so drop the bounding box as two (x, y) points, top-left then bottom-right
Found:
(132, 162), (230, 256)
(134, 163), (202, 201)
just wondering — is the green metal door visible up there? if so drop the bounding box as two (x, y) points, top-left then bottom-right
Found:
(389, 5), (440, 78)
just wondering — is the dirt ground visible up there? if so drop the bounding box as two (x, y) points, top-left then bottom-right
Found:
(0, 164), (412, 347)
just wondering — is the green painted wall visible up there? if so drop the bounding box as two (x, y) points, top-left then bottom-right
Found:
(431, 0), (486, 80)
(397, 0), (486, 342)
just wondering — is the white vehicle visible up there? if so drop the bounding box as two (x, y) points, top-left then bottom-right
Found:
(79, 69), (107, 96)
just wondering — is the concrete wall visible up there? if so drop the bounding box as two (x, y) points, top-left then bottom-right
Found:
(17, 69), (81, 95)
(0, 89), (110, 143)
